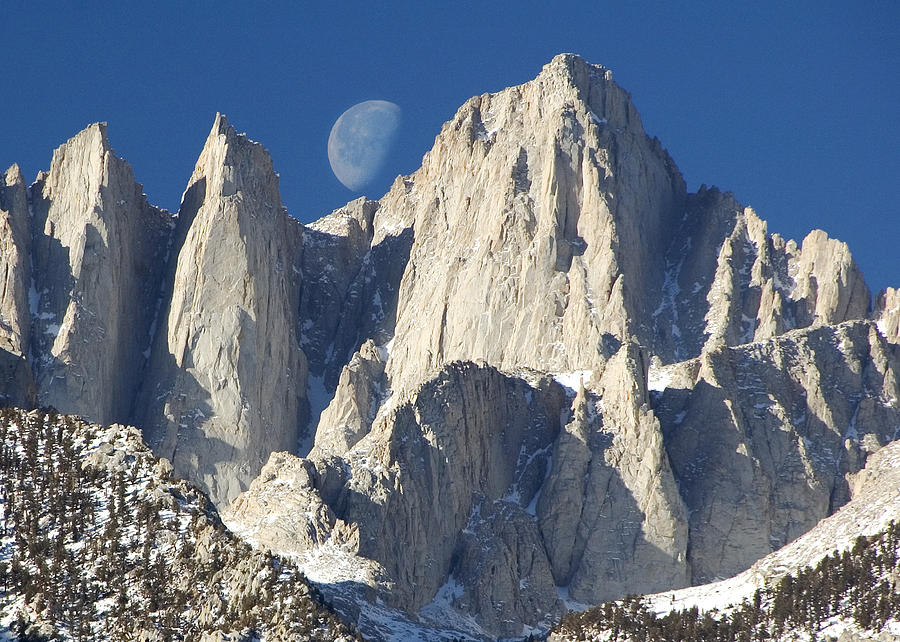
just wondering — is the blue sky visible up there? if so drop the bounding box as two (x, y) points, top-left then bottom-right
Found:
(2, 1), (898, 291)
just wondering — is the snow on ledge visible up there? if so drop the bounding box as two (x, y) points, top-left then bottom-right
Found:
(552, 370), (592, 395)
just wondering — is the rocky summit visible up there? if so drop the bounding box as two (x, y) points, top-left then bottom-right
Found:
(1, 54), (899, 640)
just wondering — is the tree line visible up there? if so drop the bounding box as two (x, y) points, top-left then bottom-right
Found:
(0, 406), (358, 641)
(555, 520), (900, 641)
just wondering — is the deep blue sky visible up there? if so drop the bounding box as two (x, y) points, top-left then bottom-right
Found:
(2, 1), (897, 291)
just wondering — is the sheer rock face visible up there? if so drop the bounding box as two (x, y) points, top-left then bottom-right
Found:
(227, 362), (572, 636)
(0, 165), (36, 407)
(875, 287), (900, 344)
(371, 53), (686, 393)
(138, 115), (307, 507)
(333, 363), (566, 618)
(0, 164), (32, 356)
(653, 320), (900, 584)
(298, 196), (376, 383)
(226, 346), (690, 637)
(309, 338), (387, 458)
(28, 125), (172, 424)
(537, 344), (689, 604)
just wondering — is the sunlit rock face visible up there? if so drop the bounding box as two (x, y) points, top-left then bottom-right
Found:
(136, 115), (308, 507)
(223, 55), (898, 638)
(369, 53), (686, 394)
(0, 164), (36, 408)
(652, 186), (871, 363)
(654, 320), (900, 584)
(27, 124), (172, 424)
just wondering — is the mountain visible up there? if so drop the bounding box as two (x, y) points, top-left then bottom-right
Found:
(1, 53), (898, 639)
(549, 440), (900, 640)
(0, 406), (357, 640)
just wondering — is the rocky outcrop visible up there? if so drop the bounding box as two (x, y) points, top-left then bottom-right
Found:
(653, 320), (900, 583)
(138, 115), (307, 507)
(790, 229), (870, 326)
(549, 440), (900, 642)
(227, 362), (573, 637)
(0, 164), (32, 356)
(308, 199), (413, 391)
(310, 338), (388, 457)
(365, 56), (873, 396)
(652, 187), (871, 362)
(0, 165), (36, 407)
(227, 346), (692, 637)
(299, 196), (377, 382)
(366, 53), (685, 393)
(875, 287), (900, 344)
(538, 344), (688, 604)
(28, 125), (172, 424)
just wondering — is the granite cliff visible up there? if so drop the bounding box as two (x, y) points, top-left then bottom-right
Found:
(1, 54), (898, 640)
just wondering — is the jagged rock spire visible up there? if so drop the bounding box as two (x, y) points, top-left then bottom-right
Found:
(137, 114), (307, 507)
(28, 123), (172, 424)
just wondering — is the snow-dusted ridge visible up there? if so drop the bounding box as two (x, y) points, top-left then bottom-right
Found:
(0, 407), (356, 641)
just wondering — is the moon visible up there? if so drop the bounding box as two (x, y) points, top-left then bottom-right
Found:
(328, 100), (402, 191)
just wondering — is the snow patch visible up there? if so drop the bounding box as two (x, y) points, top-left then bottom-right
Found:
(552, 370), (592, 395)
(376, 337), (394, 362)
(27, 282), (40, 315)
(647, 366), (673, 392)
(588, 111), (608, 127)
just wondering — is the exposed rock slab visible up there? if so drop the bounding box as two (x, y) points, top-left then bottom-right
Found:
(0, 53), (897, 641)
(310, 338), (388, 457)
(368, 53), (685, 393)
(0, 165), (36, 407)
(538, 344), (689, 604)
(0, 164), (32, 356)
(138, 115), (307, 507)
(652, 187), (871, 362)
(227, 346), (692, 637)
(299, 196), (377, 383)
(28, 124), (172, 424)
(227, 362), (571, 637)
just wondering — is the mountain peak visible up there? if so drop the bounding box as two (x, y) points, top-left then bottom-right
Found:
(188, 113), (280, 204)
(139, 114), (306, 507)
(211, 111), (230, 135)
(543, 52), (609, 80)
(3, 163), (24, 187)
(1, 55), (898, 641)
(65, 121), (111, 156)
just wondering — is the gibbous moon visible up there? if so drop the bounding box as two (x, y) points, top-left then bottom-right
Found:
(328, 100), (402, 191)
